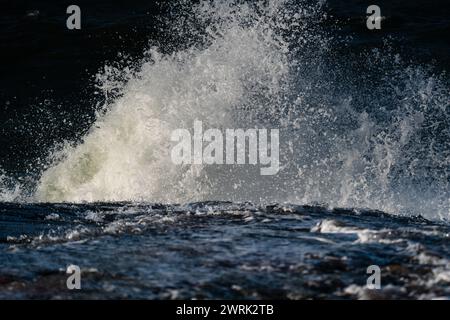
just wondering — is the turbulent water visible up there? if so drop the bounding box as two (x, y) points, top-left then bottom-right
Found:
(1, 202), (449, 299)
(0, 0), (450, 299)
(2, 0), (450, 218)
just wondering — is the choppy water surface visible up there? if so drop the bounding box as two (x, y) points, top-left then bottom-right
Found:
(1, 202), (449, 299)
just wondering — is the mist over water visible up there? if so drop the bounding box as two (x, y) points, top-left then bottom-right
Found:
(2, 0), (450, 220)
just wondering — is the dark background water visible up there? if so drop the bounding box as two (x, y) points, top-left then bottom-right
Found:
(1, 0), (450, 180)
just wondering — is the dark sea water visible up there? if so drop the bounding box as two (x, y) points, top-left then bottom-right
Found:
(0, 0), (450, 299)
(1, 202), (449, 299)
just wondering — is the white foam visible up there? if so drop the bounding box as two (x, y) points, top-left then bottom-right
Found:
(8, 0), (448, 220)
